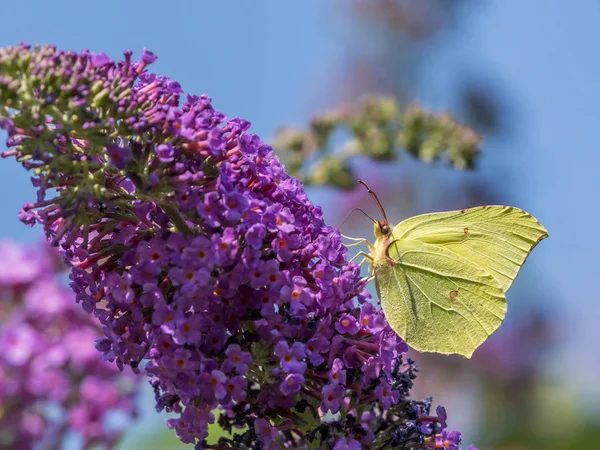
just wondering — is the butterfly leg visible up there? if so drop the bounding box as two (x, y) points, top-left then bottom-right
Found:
(341, 234), (366, 242)
(355, 274), (375, 289)
(357, 258), (369, 269)
(344, 240), (367, 248)
(348, 251), (373, 265)
(342, 235), (376, 254)
(341, 235), (370, 248)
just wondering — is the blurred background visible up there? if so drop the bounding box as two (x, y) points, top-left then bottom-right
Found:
(1, 1), (598, 448)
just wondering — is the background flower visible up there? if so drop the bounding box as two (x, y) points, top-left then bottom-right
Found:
(0, 240), (141, 450)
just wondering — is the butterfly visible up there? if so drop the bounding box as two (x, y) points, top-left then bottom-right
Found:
(346, 180), (548, 358)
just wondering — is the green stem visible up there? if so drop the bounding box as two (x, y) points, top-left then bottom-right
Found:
(160, 202), (192, 234)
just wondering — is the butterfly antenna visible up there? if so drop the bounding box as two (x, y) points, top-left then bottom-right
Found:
(327, 208), (375, 244)
(338, 208), (376, 230)
(358, 180), (389, 225)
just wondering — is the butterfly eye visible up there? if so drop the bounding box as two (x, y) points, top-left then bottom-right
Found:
(380, 222), (391, 235)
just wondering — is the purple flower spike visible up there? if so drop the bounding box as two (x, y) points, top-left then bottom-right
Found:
(0, 44), (471, 449)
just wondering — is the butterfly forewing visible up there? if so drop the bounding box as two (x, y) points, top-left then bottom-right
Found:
(376, 239), (506, 358)
(390, 206), (548, 292)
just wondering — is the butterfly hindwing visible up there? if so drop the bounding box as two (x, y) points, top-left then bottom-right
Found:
(390, 206), (548, 292)
(375, 239), (506, 358)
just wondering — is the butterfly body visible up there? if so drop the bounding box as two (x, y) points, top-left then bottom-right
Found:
(359, 204), (548, 358)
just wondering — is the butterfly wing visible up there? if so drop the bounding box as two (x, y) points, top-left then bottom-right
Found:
(390, 206), (548, 292)
(375, 239), (506, 358)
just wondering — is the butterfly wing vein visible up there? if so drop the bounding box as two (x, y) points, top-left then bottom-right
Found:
(391, 206), (548, 291)
(376, 239), (507, 358)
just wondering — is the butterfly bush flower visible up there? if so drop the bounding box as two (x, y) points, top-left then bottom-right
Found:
(0, 44), (474, 449)
(0, 240), (140, 450)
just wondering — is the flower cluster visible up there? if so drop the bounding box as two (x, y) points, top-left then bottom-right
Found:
(0, 45), (474, 449)
(273, 96), (482, 190)
(0, 240), (140, 449)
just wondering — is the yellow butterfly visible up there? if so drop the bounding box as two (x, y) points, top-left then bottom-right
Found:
(345, 180), (548, 358)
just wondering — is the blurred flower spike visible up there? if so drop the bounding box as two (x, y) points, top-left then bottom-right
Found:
(273, 96), (481, 190)
(0, 240), (140, 449)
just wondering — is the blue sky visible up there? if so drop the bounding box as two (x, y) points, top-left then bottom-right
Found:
(461, 1), (600, 397)
(1, 0), (599, 445)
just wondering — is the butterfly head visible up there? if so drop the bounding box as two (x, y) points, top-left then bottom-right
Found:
(374, 218), (391, 238)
